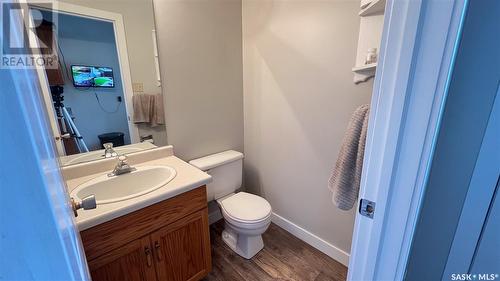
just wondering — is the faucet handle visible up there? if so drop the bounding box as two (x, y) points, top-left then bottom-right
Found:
(103, 142), (114, 149)
(118, 155), (128, 163)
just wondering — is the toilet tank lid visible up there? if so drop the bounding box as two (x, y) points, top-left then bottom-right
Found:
(189, 150), (244, 171)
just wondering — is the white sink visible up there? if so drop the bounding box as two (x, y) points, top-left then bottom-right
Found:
(71, 165), (176, 204)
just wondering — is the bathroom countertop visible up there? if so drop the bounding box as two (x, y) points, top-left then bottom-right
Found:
(59, 142), (158, 166)
(65, 148), (212, 231)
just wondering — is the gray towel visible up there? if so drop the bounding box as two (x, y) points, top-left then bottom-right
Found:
(151, 93), (165, 127)
(133, 94), (154, 124)
(133, 93), (165, 127)
(328, 104), (370, 210)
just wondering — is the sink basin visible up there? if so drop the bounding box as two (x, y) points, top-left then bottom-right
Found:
(71, 165), (176, 204)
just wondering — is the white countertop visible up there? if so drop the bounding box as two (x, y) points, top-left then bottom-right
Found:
(65, 148), (211, 231)
(59, 142), (157, 166)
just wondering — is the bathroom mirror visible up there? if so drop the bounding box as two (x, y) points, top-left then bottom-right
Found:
(31, 0), (166, 166)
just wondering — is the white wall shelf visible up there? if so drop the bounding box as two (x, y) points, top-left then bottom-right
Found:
(353, 0), (385, 84)
(352, 63), (377, 73)
(352, 63), (377, 84)
(359, 0), (386, 17)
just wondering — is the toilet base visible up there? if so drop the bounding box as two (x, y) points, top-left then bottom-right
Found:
(221, 226), (264, 259)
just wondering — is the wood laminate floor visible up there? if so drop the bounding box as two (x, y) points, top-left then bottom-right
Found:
(203, 220), (348, 281)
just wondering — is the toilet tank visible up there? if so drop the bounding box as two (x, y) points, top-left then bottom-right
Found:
(189, 150), (244, 201)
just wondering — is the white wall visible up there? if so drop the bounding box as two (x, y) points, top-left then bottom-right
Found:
(153, 0), (244, 161)
(242, 0), (372, 255)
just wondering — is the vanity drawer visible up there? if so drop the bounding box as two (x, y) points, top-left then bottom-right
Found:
(81, 186), (207, 261)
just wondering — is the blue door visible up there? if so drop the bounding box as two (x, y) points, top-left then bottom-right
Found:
(0, 7), (90, 280)
(470, 177), (500, 274)
(442, 89), (500, 278)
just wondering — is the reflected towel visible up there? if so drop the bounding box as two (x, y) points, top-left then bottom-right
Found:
(133, 93), (165, 127)
(151, 93), (165, 127)
(133, 94), (154, 124)
(328, 104), (370, 210)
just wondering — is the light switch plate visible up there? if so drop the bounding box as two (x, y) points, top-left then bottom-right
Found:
(132, 82), (144, 92)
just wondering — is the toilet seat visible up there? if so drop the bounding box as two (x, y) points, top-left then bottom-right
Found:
(218, 192), (272, 229)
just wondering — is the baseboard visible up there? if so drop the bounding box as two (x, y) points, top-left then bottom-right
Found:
(208, 208), (350, 266)
(271, 212), (350, 267)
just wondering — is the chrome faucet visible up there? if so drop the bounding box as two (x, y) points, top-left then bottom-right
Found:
(103, 142), (118, 158)
(108, 155), (135, 177)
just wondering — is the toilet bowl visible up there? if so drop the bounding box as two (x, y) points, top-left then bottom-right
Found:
(189, 150), (272, 259)
(217, 192), (272, 259)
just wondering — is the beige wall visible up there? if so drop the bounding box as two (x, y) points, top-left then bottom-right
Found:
(153, 0), (244, 161)
(153, 0), (370, 257)
(242, 0), (373, 254)
(60, 0), (168, 146)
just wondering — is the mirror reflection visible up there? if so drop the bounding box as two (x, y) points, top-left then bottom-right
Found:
(34, 0), (166, 166)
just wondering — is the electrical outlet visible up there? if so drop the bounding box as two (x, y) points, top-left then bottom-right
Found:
(132, 82), (144, 92)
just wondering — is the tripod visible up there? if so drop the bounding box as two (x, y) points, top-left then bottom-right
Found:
(51, 86), (89, 153)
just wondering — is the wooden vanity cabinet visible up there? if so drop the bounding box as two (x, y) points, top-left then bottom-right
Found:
(151, 210), (211, 281)
(80, 186), (211, 281)
(87, 236), (157, 281)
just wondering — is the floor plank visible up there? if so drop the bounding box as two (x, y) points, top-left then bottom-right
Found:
(203, 220), (348, 281)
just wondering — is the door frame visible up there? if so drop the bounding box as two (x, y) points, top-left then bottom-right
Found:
(31, 1), (140, 154)
(27, 3), (66, 156)
(348, 0), (468, 280)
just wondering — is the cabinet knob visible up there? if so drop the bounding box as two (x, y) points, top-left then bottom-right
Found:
(145, 246), (152, 267)
(154, 241), (163, 261)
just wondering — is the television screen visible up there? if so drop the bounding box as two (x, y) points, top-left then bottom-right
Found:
(71, 65), (115, 88)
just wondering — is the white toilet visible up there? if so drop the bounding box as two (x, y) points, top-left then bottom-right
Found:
(189, 150), (272, 259)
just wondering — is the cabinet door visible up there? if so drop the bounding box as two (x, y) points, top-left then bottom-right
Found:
(151, 209), (211, 281)
(88, 236), (157, 281)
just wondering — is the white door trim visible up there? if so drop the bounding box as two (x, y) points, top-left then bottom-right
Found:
(27, 4), (66, 156)
(348, 0), (468, 280)
(32, 1), (140, 145)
